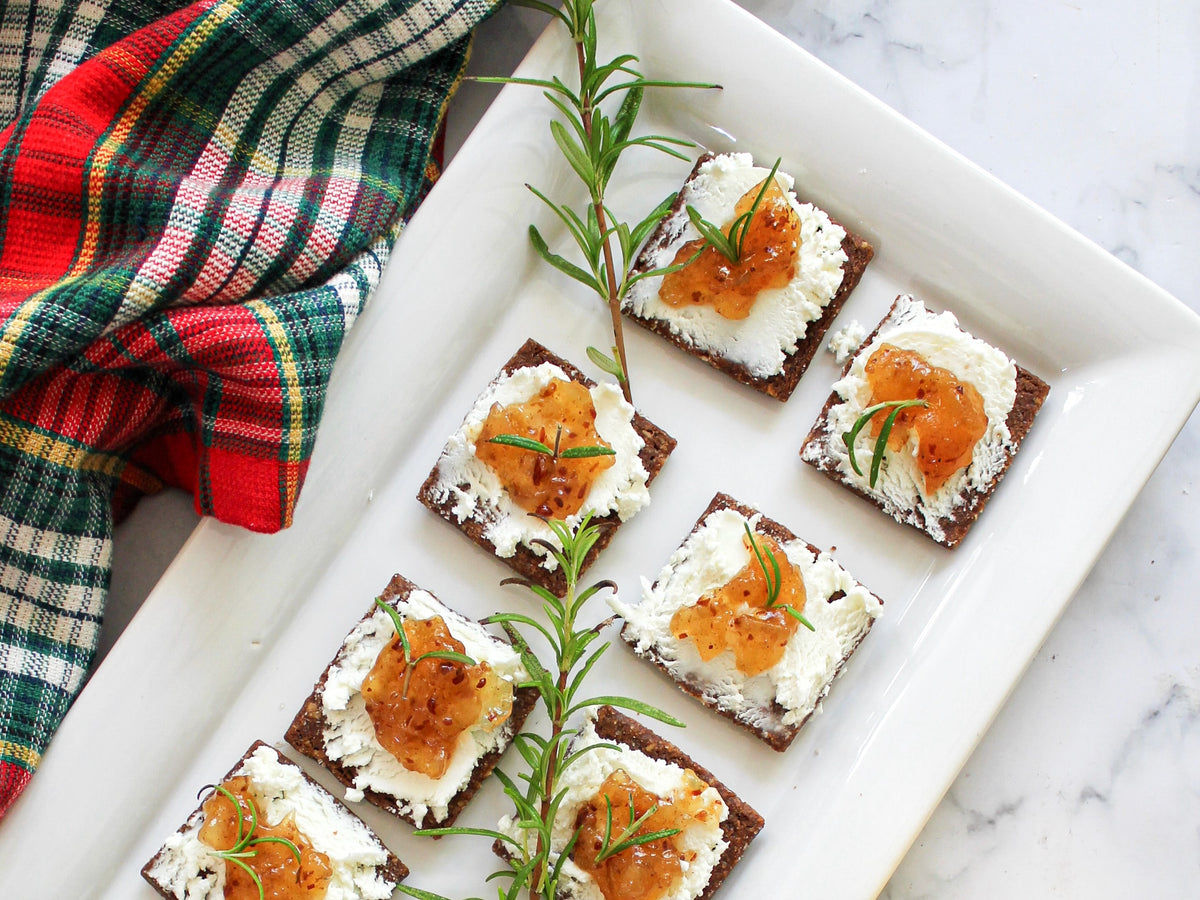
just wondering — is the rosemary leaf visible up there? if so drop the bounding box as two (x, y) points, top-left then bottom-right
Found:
(528, 225), (605, 297)
(509, 0), (569, 26)
(549, 119), (596, 185)
(245, 836), (302, 866)
(742, 522), (781, 607)
(593, 77), (720, 104)
(394, 885), (460, 900)
(610, 84), (643, 148)
(601, 828), (682, 862)
(414, 827), (525, 847)
(486, 611), (557, 649)
(615, 135), (693, 161)
(486, 434), (553, 455)
(734, 156), (782, 258)
(871, 403), (910, 488)
(783, 604), (816, 632)
(410, 649), (476, 668)
(557, 445), (615, 459)
(841, 398), (929, 485)
(567, 695), (686, 727)
(586, 345), (626, 380)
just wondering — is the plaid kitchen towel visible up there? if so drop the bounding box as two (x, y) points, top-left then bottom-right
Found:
(0, 0), (503, 816)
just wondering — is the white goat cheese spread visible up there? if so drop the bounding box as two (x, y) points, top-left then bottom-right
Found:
(499, 715), (728, 900)
(427, 361), (650, 570)
(319, 589), (527, 825)
(827, 319), (866, 364)
(145, 744), (394, 900)
(614, 506), (881, 732)
(624, 152), (848, 378)
(801, 295), (1018, 542)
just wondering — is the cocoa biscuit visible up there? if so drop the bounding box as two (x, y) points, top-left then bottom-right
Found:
(618, 493), (882, 751)
(493, 706), (764, 900)
(624, 153), (874, 401)
(418, 338), (676, 596)
(142, 740), (407, 899)
(285, 574), (538, 830)
(590, 707), (764, 900)
(801, 296), (1051, 548)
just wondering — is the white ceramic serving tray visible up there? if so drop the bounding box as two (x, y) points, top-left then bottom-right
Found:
(3, 1), (1198, 897)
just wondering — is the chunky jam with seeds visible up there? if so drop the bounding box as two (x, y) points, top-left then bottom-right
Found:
(671, 531), (806, 677)
(658, 177), (800, 320)
(199, 777), (332, 900)
(863, 344), (988, 493)
(572, 768), (721, 900)
(362, 615), (513, 779)
(475, 378), (614, 518)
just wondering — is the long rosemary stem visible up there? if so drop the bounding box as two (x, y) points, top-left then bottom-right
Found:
(575, 37), (633, 404)
(531, 665), (571, 897)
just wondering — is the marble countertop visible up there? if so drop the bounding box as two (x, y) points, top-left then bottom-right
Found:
(101, 1), (1198, 896)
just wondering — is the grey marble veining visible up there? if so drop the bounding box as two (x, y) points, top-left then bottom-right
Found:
(104, 0), (1199, 895)
(744, 3), (1198, 896)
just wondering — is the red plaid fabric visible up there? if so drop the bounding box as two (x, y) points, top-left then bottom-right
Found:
(0, 0), (502, 816)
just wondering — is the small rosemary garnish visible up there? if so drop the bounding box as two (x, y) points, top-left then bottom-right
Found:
(398, 514), (683, 900)
(201, 784), (302, 900)
(841, 399), (930, 488)
(685, 157), (784, 263)
(743, 522), (814, 632)
(487, 424), (616, 461)
(592, 794), (678, 865)
(373, 598), (476, 699)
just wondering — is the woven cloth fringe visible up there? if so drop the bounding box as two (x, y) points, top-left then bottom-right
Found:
(0, 0), (502, 817)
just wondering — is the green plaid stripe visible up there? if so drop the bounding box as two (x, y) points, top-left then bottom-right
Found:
(0, 425), (114, 774)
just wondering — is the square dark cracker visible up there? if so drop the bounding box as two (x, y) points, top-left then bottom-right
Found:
(801, 296), (1051, 548)
(141, 740), (408, 899)
(285, 573), (539, 830)
(620, 492), (882, 751)
(624, 152), (875, 401)
(494, 706), (764, 900)
(418, 338), (676, 596)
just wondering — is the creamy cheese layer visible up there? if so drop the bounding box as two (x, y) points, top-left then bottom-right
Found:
(614, 507), (881, 731)
(145, 744), (394, 900)
(802, 295), (1018, 542)
(624, 152), (848, 378)
(499, 716), (728, 900)
(320, 589), (527, 825)
(827, 319), (866, 364)
(428, 362), (650, 570)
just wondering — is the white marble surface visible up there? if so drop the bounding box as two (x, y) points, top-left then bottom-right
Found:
(101, 0), (1199, 896)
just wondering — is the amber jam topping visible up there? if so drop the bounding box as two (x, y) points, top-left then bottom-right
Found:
(474, 378), (615, 518)
(572, 768), (721, 900)
(362, 614), (513, 779)
(670, 531), (806, 678)
(863, 344), (988, 494)
(658, 178), (800, 320)
(199, 777), (332, 900)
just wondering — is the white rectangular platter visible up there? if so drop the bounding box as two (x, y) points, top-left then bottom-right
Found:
(3, 1), (1198, 897)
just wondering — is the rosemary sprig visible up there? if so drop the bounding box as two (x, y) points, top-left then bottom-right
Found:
(202, 784), (302, 900)
(592, 795), (678, 865)
(487, 425), (616, 461)
(743, 523), (814, 632)
(841, 399), (930, 488)
(373, 598), (476, 698)
(398, 514), (683, 900)
(685, 157), (784, 263)
(483, 0), (718, 401)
